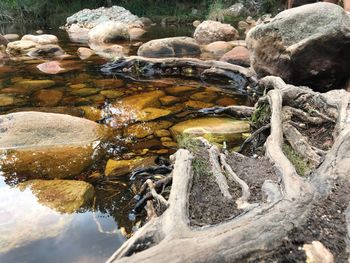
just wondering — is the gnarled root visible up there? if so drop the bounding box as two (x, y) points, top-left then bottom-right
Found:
(107, 76), (350, 263)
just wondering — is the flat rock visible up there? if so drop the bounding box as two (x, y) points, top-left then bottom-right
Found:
(32, 89), (63, 106)
(14, 79), (55, 93)
(246, 2), (350, 91)
(0, 112), (110, 179)
(137, 37), (201, 58)
(170, 117), (250, 144)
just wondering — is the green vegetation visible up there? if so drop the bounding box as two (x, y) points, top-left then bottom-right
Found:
(0, 0), (282, 26)
(251, 102), (271, 129)
(282, 143), (311, 176)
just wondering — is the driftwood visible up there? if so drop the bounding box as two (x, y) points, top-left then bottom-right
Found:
(101, 56), (258, 93)
(107, 76), (350, 263)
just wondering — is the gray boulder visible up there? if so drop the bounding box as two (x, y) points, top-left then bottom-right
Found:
(137, 37), (201, 58)
(194, 21), (239, 45)
(246, 2), (350, 91)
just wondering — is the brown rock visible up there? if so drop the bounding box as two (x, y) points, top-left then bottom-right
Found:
(126, 120), (173, 138)
(190, 91), (218, 102)
(220, 46), (250, 67)
(33, 89), (63, 106)
(165, 85), (198, 96)
(160, 95), (180, 106)
(202, 41), (233, 58)
(105, 156), (156, 177)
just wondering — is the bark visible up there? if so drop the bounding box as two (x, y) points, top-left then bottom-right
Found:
(106, 76), (350, 263)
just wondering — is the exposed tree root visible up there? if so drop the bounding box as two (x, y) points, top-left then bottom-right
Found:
(101, 56), (258, 93)
(107, 76), (350, 263)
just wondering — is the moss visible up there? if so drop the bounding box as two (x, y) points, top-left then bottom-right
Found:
(282, 143), (311, 176)
(251, 103), (271, 129)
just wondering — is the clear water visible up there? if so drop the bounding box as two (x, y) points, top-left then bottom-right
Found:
(0, 23), (253, 263)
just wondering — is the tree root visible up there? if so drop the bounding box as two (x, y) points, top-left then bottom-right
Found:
(107, 76), (350, 263)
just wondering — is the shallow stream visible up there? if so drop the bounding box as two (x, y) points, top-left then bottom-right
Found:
(0, 23), (253, 263)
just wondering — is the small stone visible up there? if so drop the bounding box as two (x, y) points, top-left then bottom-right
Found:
(14, 79), (56, 92)
(159, 95), (180, 106)
(77, 47), (95, 60)
(156, 149), (169, 154)
(136, 107), (172, 121)
(190, 91), (218, 102)
(129, 28), (146, 41)
(79, 106), (105, 121)
(0, 94), (15, 106)
(4, 34), (20, 42)
(303, 241), (334, 263)
(193, 20), (201, 27)
(87, 94), (105, 103)
(93, 78), (124, 88)
(70, 83), (86, 89)
(216, 97), (239, 106)
(32, 89), (63, 106)
(154, 129), (171, 137)
(36, 61), (64, 74)
(70, 87), (99, 96)
(160, 137), (173, 142)
(126, 120), (173, 138)
(185, 100), (214, 109)
(100, 89), (124, 98)
(162, 141), (177, 147)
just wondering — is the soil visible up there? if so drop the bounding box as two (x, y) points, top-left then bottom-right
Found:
(254, 179), (350, 262)
(188, 152), (278, 227)
(292, 120), (335, 151)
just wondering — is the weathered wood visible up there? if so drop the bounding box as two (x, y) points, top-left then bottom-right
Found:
(107, 76), (350, 263)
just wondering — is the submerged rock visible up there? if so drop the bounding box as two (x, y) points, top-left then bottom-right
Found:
(32, 89), (63, 106)
(0, 112), (110, 179)
(19, 179), (95, 213)
(36, 61), (65, 74)
(170, 117), (250, 144)
(14, 79), (55, 93)
(126, 120), (173, 138)
(246, 2), (350, 91)
(105, 156), (156, 177)
(194, 21), (239, 45)
(137, 37), (201, 58)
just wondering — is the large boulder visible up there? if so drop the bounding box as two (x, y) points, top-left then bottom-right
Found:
(194, 20), (239, 45)
(88, 21), (130, 44)
(65, 5), (143, 30)
(0, 112), (110, 179)
(246, 3), (350, 91)
(137, 37), (201, 58)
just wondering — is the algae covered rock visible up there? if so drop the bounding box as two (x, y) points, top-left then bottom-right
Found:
(105, 156), (156, 177)
(0, 112), (110, 179)
(170, 117), (250, 144)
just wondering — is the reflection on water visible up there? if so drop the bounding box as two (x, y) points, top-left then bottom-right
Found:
(0, 175), (126, 263)
(0, 22), (253, 263)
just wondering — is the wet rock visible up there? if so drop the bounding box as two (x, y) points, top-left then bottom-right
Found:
(22, 34), (58, 45)
(220, 46), (250, 67)
(70, 87), (99, 96)
(88, 21), (130, 44)
(303, 241), (334, 263)
(185, 100), (214, 109)
(129, 28), (146, 41)
(19, 179), (95, 213)
(77, 47), (95, 60)
(160, 95), (180, 106)
(65, 6), (143, 30)
(0, 94), (15, 107)
(4, 34), (20, 42)
(89, 43), (126, 60)
(79, 106), (105, 121)
(14, 79), (56, 93)
(36, 61), (64, 74)
(8, 106), (84, 117)
(32, 89), (63, 106)
(165, 85), (198, 96)
(246, 2), (350, 91)
(100, 89), (124, 98)
(190, 91), (218, 102)
(137, 107), (172, 121)
(194, 21), (239, 45)
(126, 120), (173, 138)
(216, 97), (239, 106)
(27, 44), (65, 58)
(105, 156), (156, 177)
(0, 112), (110, 179)
(201, 41), (233, 58)
(162, 141), (177, 148)
(137, 37), (201, 58)
(170, 117), (250, 144)
(93, 78), (124, 88)
(154, 129), (171, 137)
